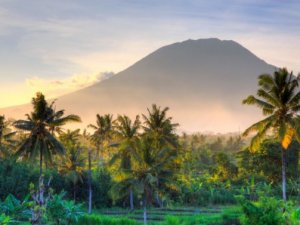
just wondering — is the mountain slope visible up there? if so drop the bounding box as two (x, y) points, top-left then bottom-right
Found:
(1, 38), (275, 133)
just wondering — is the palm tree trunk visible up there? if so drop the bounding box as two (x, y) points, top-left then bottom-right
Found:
(39, 150), (44, 205)
(156, 193), (162, 208)
(281, 148), (287, 201)
(88, 150), (92, 214)
(143, 196), (147, 225)
(73, 182), (76, 202)
(97, 144), (101, 161)
(39, 150), (43, 177)
(129, 187), (134, 210)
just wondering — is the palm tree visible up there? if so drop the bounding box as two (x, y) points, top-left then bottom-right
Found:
(47, 101), (81, 135)
(59, 129), (81, 147)
(59, 129), (86, 200)
(128, 136), (178, 225)
(59, 130), (86, 201)
(242, 68), (300, 200)
(87, 114), (113, 213)
(142, 104), (179, 206)
(143, 104), (178, 131)
(89, 114), (113, 159)
(0, 116), (16, 157)
(14, 93), (81, 177)
(110, 115), (140, 210)
(13, 93), (80, 224)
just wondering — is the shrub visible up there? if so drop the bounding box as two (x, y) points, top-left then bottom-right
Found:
(239, 197), (284, 225)
(47, 192), (84, 225)
(0, 194), (31, 222)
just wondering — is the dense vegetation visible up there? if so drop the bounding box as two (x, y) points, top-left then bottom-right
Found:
(0, 68), (300, 224)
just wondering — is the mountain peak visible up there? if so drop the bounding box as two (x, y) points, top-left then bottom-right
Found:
(1, 39), (275, 133)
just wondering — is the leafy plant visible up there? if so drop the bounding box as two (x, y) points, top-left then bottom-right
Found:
(239, 197), (284, 225)
(47, 192), (84, 225)
(0, 214), (11, 225)
(0, 194), (31, 222)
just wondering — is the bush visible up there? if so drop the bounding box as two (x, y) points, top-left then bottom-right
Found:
(0, 194), (31, 223)
(47, 192), (84, 225)
(176, 177), (236, 206)
(0, 159), (37, 200)
(239, 197), (284, 225)
(0, 159), (114, 208)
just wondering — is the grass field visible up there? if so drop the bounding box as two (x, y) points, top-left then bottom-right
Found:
(88, 205), (241, 224)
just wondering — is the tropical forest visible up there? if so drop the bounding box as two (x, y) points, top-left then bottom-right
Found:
(0, 68), (299, 225)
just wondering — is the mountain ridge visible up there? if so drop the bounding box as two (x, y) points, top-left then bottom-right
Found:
(0, 38), (276, 133)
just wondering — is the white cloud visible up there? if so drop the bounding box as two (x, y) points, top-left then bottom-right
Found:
(26, 72), (114, 97)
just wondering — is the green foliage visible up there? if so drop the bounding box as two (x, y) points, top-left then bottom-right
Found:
(162, 216), (181, 225)
(212, 152), (238, 181)
(47, 192), (84, 225)
(238, 139), (299, 183)
(159, 207), (241, 225)
(0, 192), (84, 225)
(177, 177), (236, 206)
(89, 168), (114, 208)
(75, 214), (138, 225)
(0, 194), (31, 222)
(289, 207), (300, 224)
(0, 214), (11, 225)
(239, 197), (284, 225)
(0, 158), (38, 200)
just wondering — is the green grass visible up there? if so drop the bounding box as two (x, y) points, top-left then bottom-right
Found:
(76, 206), (242, 225)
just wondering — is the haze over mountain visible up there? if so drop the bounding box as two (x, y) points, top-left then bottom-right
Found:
(1, 38), (275, 133)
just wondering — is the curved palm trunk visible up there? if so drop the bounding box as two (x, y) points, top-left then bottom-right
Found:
(88, 150), (92, 214)
(281, 148), (287, 201)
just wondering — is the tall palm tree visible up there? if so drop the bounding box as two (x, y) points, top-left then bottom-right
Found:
(87, 114), (113, 213)
(110, 115), (140, 210)
(13, 93), (81, 224)
(142, 104), (179, 206)
(126, 136), (178, 225)
(88, 114), (113, 159)
(14, 93), (81, 177)
(242, 68), (300, 200)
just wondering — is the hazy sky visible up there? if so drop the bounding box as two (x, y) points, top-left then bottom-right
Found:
(0, 0), (299, 107)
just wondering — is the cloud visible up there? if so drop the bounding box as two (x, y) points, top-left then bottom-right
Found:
(25, 72), (115, 97)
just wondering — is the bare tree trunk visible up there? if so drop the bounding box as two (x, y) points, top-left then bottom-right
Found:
(88, 150), (92, 214)
(129, 187), (134, 211)
(281, 148), (287, 201)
